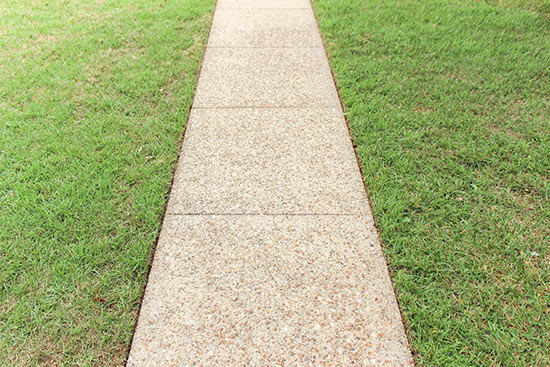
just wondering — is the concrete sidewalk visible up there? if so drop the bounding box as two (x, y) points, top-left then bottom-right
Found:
(127, 0), (414, 365)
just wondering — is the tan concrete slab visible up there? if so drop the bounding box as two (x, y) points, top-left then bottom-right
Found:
(192, 48), (340, 108)
(209, 9), (322, 48)
(127, 215), (414, 367)
(166, 108), (369, 215)
(217, 0), (311, 9)
(128, 0), (415, 363)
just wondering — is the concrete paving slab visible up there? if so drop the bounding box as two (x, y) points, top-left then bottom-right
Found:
(217, 0), (311, 9)
(166, 108), (369, 215)
(209, 9), (322, 48)
(192, 47), (340, 108)
(128, 0), (414, 363)
(127, 215), (414, 367)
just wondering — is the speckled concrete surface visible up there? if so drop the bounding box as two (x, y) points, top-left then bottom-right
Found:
(193, 47), (339, 108)
(128, 216), (413, 366)
(217, 0), (311, 8)
(166, 108), (369, 215)
(209, 9), (321, 48)
(127, 0), (414, 364)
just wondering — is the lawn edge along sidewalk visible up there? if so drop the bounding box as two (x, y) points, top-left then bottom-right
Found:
(127, 0), (414, 365)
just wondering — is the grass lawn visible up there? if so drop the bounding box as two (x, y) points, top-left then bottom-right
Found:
(0, 0), (214, 365)
(312, 0), (549, 365)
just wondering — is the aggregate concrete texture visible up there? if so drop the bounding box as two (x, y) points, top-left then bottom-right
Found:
(128, 0), (414, 365)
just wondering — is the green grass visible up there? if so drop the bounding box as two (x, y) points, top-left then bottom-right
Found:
(312, 0), (549, 366)
(0, 0), (214, 365)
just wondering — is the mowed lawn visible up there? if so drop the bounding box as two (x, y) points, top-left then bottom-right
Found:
(0, 0), (214, 365)
(312, 0), (549, 366)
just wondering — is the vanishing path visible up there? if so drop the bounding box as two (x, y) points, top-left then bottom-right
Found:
(128, 0), (413, 365)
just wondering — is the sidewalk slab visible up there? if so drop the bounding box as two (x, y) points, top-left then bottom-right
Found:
(209, 9), (322, 48)
(217, 0), (311, 9)
(128, 0), (415, 364)
(193, 48), (340, 108)
(127, 215), (414, 367)
(166, 108), (369, 215)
